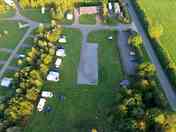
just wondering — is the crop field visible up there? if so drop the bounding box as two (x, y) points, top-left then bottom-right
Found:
(136, 0), (176, 62)
(0, 21), (26, 49)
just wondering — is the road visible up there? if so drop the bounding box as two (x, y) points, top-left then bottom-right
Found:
(125, 0), (176, 111)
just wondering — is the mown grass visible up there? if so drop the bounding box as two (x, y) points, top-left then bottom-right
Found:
(136, 0), (176, 63)
(0, 21), (26, 49)
(80, 14), (96, 25)
(24, 29), (123, 132)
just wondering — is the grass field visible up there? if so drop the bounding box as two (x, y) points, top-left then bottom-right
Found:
(0, 52), (10, 61)
(80, 14), (96, 25)
(0, 21), (26, 49)
(22, 9), (74, 24)
(22, 9), (51, 23)
(136, 0), (176, 62)
(24, 29), (123, 132)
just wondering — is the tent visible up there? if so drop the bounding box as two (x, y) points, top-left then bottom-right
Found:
(41, 91), (54, 98)
(37, 98), (46, 112)
(55, 58), (62, 68)
(56, 49), (66, 57)
(4, 0), (15, 7)
(0, 77), (12, 88)
(47, 71), (60, 82)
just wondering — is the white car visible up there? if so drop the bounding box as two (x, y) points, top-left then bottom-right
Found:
(130, 51), (136, 56)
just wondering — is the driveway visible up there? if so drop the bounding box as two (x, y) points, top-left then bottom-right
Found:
(118, 31), (137, 75)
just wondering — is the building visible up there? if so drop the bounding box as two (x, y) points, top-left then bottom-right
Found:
(47, 71), (60, 82)
(41, 91), (53, 98)
(55, 58), (62, 68)
(0, 77), (13, 88)
(79, 6), (98, 15)
(37, 98), (46, 112)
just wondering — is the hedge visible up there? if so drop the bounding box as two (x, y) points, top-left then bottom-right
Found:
(131, 0), (176, 89)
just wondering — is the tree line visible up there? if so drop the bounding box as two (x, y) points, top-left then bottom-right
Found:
(0, 22), (62, 132)
(108, 32), (176, 132)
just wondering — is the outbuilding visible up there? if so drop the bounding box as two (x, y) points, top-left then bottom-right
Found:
(0, 77), (13, 88)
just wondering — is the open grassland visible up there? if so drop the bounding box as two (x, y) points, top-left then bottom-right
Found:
(0, 10), (15, 18)
(0, 21), (26, 49)
(24, 29), (123, 132)
(136, 0), (176, 62)
(22, 9), (51, 23)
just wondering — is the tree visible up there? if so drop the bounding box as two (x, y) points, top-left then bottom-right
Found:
(149, 23), (163, 40)
(128, 33), (143, 48)
(137, 63), (156, 79)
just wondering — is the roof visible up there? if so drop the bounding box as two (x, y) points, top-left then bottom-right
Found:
(47, 71), (60, 82)
(55, 58), (62, 68)
(1, 77), (12, 87)
(56, 49), (66, 57)
(37, 98), (46, 112)
(79, 6), (98, 15)
(41, 91), (53, 98)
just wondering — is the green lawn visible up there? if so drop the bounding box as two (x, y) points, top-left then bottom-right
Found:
(22, 9), (51, 23)
(136, 0), (176, 63)
(80, 14), (96, 25)
(0, 52), (10, 60)
(22, 8), (74, 24)
(0, 21), (26, 49)
(0, 10), (15, 18)
(24, 29), (123, 132)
